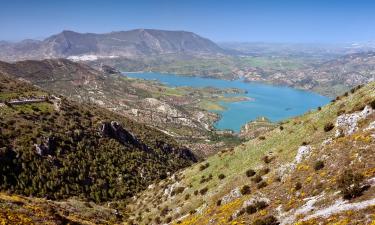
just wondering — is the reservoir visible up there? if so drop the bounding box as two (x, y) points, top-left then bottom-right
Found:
(125, 72), (330, 132)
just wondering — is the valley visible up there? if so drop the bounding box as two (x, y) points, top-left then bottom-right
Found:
(0, 24), (374, 225)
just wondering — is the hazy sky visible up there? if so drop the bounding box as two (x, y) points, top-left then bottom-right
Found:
(1, 0), (374, 43)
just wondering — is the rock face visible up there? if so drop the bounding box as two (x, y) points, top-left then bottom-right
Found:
(0, 29), (225, 61)
(221, 187), (242, 204)
(100, 64), (120, 74)
(34, 136), (57, 156)
(99, 121), (197, 162)
(100, 121), (149, 151)
(335, 105), (373, 137)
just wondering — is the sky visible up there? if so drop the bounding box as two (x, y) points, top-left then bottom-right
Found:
(1, 0), (375, 43)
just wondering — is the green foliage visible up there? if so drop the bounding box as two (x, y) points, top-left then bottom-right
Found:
(199, 187), (208, 195)
(246, 169), (256, 177)
(218, 174), (226, 180)
(252, 215), (279, 225)
(0, 86), (196, 203)
(324, 122), (334, 132)
(370, 99), (375, 109)
(337, 170), (365, 200)
(251, 175), (263, 184)
(259, 168), (270, 176)
(257, 181), (268, 189)
(240, 185), (251, 195)
(295, 182), (302, 191)
(171, 187), (185, 196)
(199, 163), (210, 171)
(314, 160), (325, 171)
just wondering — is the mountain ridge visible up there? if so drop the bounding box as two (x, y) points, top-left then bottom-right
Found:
(0, 29), (226, 61)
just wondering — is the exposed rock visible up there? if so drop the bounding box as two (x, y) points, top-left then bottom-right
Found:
(277, 145), (312, 181)
(335, 105), (373, 137)
(365, 121), (375, 131)
(221, 187), (242, 204)
(101, 64), (120, 74)
(295, 145), (312, 164)
(34, 136), (57, 156)
(321, 138), (333, 146)
(100, 121), (149, 151)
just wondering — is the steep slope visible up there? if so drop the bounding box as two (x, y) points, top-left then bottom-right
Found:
(125, 82), (375, 224)
(0, 29), (225, 61)
(0, 59), (224, 144)
(0, 71), (196, 205)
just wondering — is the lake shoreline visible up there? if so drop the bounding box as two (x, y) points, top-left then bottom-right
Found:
(124, 72), (330, 132)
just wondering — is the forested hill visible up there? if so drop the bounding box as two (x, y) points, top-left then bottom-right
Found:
(0, 71), (196, 203)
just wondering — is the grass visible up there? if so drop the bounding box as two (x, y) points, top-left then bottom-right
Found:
(198, 100), (226, 111)
(126, 82), (375, 224)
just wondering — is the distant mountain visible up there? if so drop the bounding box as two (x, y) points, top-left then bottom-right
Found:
(0, 29), (226, 61)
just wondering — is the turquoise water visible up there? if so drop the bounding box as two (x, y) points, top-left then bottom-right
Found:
(125, 72), (330, 132)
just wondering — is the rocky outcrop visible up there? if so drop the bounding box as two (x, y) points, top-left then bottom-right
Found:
(335, 105), (373, 137)
(34, 136), (57, 156)
(100, 121), (149, 151)
(101, 64), (120, 74)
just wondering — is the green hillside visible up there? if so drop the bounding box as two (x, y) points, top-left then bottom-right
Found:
(125, 82), (375, 224)
(0, 72), (196, 204)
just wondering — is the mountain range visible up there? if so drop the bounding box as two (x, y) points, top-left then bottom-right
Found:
(0, 29), (226, 61)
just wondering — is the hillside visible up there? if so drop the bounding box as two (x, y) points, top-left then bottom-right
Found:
(0, 71), (197, 206)
(124, 82), (375, 224)
(249, 51), (375, 96)
(0, 59), (249, 157)
(0, 29), (226, 61)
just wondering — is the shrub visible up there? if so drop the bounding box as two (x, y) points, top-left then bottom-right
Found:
(262, 155), (271, 164)
(370, 99), (375, 109)
(189, 210), (196, 215)
(245, 205), (257, 214)
(240, 185), (251, 195)
(246, 169), (256, 177)
(337, 170), (366, 200)
(257, 181), (268, 189)
(251, 175), (263, 183)
(160, 207), (169, 217)
(171, 186), (185, 196)
(199, 163), (210, 171)
(218, 174), (226, 180)
(216, 199), (222, 206)
(295, 182), (302, 191)
(165, 217), (172, 223)
(154, 217), (161, 224)
(259, 136), (266, 140)
(279, 126), (284, 130)
(193, 190), (199, 196)
(184, 194), (190, 200)
(317, 106), (322, 111)
(259, 167), (270, 176)
(314, 160), (324, 171)
(252, 215), (279, 225)
(324, 122), (334, 132)
(199, 187), (209, 195)
(255, 201), (269, 210)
